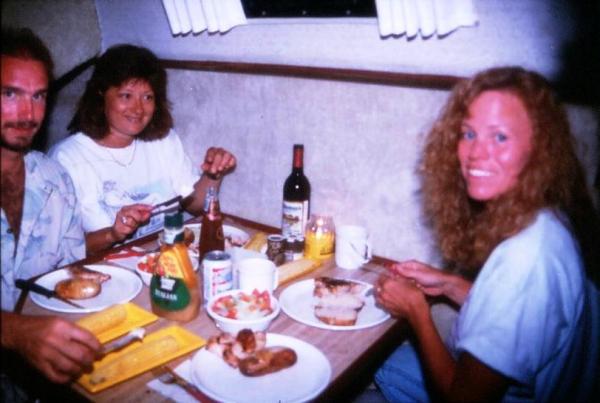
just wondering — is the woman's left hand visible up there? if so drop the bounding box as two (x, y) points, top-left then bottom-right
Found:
(375, 274), (428, 321)
(201, 147), (236, 179)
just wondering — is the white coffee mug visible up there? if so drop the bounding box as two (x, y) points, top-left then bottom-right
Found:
(236, 258), (278, 293)
(335, 225), (372, 270)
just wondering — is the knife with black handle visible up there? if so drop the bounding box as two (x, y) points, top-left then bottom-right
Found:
(16, 279), (84, 309)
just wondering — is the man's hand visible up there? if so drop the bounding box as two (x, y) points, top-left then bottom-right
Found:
(1, 312), (102, 383)
(200, 147), (236, 179)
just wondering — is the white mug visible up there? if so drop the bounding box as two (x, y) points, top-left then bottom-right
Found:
(236, 258), (278, 293)
(335, 225), (372, 270)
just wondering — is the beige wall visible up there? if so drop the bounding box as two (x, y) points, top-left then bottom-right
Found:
(167, 69), (598, 262)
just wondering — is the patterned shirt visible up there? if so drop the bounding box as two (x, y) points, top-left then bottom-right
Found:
(1, 151), (85, 310)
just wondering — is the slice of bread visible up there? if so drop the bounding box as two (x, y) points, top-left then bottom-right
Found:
(313, 277), (366, 326)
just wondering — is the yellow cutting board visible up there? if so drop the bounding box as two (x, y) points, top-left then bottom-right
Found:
(76, 302), (158, 344)
(78, 325), (206, 393)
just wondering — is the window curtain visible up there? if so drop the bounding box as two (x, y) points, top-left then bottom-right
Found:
(162, 0), (247, 35)
(375, 0), (478, 39)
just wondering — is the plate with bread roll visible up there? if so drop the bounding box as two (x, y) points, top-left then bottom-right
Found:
(30, 264), (142, 313)
(279, 277), (391, 330)
(191, 329), (331, 403)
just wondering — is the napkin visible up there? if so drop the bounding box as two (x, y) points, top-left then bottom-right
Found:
(147, 360), (198, 403)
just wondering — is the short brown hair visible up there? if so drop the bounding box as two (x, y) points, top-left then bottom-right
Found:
(68, 44), (172, 141)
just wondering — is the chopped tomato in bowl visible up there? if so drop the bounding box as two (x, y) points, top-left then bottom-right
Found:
(207, 289), (280, 334)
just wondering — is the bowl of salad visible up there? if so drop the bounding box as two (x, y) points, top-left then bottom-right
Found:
(207, 289), (280, 334)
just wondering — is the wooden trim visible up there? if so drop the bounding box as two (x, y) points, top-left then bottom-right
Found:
(161, 59), (463, 90)
(50, 56), (98, 93)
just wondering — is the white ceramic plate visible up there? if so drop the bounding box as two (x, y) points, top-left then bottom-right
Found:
(190, 333), (331, 403)
(30, 264), (142, 313)
(279, 279), (391, 331)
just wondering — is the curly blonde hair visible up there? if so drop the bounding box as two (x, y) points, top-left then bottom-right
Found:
(421, 67), (598, 279)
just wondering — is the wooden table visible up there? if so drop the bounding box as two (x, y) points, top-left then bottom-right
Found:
(19, 215), (408, 402)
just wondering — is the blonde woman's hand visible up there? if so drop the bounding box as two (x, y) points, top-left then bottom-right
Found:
(201, 147), (236, 179)
(374, 274), (428, 321)
(388, 260), (447, 297)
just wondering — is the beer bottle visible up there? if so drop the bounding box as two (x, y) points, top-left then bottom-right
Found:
(199, 187), (225, 260)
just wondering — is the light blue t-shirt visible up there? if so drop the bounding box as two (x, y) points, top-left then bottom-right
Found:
(1, 151), (86, 310)
(449, 209), (599, 402)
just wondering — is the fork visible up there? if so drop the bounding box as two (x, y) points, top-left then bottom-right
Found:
(152, 365), (211, 402)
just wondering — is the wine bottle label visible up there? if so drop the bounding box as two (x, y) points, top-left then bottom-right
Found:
(282, 200), (309, 237)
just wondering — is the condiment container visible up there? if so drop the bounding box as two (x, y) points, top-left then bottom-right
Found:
(304, 215), (335, 260)
(150, 212), (201, 322)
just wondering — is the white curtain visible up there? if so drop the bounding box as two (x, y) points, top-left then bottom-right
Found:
(375, 0), (478, 39)
(162, 0), (247, 35)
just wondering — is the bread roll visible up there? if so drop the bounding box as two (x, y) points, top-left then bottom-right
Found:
(55, 278), (101, 300)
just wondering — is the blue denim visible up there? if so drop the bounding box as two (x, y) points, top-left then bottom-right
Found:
(375, 341), (431, 403)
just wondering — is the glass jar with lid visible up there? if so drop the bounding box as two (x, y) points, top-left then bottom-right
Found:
(304, 214), (335, 260)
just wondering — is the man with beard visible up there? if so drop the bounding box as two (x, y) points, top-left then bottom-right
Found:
(1, 28), (101, 400)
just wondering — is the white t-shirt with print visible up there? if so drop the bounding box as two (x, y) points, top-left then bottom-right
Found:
(448, 209), (599, 402)
(49, 130), (200, 238)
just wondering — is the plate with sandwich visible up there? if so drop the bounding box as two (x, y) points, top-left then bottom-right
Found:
(279, 277), (390, 330)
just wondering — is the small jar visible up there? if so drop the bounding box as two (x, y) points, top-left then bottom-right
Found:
(304, 215), (335, 260)
(284, 235), (296, 262)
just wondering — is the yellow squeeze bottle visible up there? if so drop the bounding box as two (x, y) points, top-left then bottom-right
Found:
(150, 211), (200, 322)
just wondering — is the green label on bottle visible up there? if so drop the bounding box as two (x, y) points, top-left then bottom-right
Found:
(150, 275), (191, 311)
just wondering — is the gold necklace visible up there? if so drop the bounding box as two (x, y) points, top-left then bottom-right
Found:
(103, 140), (137, 167)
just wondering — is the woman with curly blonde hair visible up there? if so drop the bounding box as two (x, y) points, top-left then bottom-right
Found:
(374, 67), (599, 402)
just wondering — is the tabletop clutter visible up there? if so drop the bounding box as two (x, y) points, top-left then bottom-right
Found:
(31, 144), (386, 399)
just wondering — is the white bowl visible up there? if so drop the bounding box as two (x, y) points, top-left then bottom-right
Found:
(207, 289), (280, 334)
(135, 252), (199, 286)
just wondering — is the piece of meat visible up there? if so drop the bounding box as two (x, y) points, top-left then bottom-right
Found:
(236, 329), (257, 352)
(238, 346), (297, 377)
(55, 278), (101, 299)
(67, 265), (111, 283)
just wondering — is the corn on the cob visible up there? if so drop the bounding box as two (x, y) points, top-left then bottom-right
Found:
(244, 231), (268, 252)
(77, 304), (127, 335)
(277, 258), (322, 286)
(89, 336), (179, 385)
